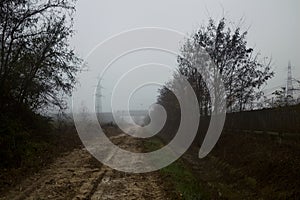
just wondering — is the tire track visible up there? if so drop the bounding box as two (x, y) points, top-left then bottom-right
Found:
(1, 127), (171, 200)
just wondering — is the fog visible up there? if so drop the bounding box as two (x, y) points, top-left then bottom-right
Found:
(70, 0), (300, 112)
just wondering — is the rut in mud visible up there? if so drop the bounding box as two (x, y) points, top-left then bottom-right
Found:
(0, 127), (171, 200)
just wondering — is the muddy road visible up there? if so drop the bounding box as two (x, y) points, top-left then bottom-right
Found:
(1, 127), (171, 200)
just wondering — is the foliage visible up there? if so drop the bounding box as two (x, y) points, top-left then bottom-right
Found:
(271, 87), (300, 107)
(0, 0), (81, 113)
(158, 18), (274, 114)
(0, 0), (81, 179)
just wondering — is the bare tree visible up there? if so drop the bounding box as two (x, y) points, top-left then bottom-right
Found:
(0, 0), (81, 114)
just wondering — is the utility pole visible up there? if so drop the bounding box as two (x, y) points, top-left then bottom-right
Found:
(95, 80), (103, 114)
(286, 61), (293, 104)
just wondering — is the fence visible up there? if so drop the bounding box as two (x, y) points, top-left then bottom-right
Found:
(224, 105), (300, 134)
(158, 104), (300, 146)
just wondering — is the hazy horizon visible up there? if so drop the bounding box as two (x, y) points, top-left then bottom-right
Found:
(69, 0), (300, 113)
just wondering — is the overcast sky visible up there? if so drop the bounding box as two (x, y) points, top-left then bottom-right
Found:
(70, 0), (300, 112)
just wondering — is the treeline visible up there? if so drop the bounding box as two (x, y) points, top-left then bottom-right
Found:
(0, 0), (80, 169)
(153, 18), (278, 144)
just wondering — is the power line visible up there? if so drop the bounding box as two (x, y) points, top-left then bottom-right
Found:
(286, 61), (293, 97)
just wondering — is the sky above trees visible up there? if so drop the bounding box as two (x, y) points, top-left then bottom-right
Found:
(70, 0), (300, 112)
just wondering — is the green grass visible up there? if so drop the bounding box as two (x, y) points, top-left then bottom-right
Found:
(144, 138), (210, 200)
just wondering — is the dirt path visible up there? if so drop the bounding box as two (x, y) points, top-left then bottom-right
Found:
(0, 128), (170, 200)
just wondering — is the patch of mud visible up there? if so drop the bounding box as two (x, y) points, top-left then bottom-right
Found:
(1, 127), (171, 200)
